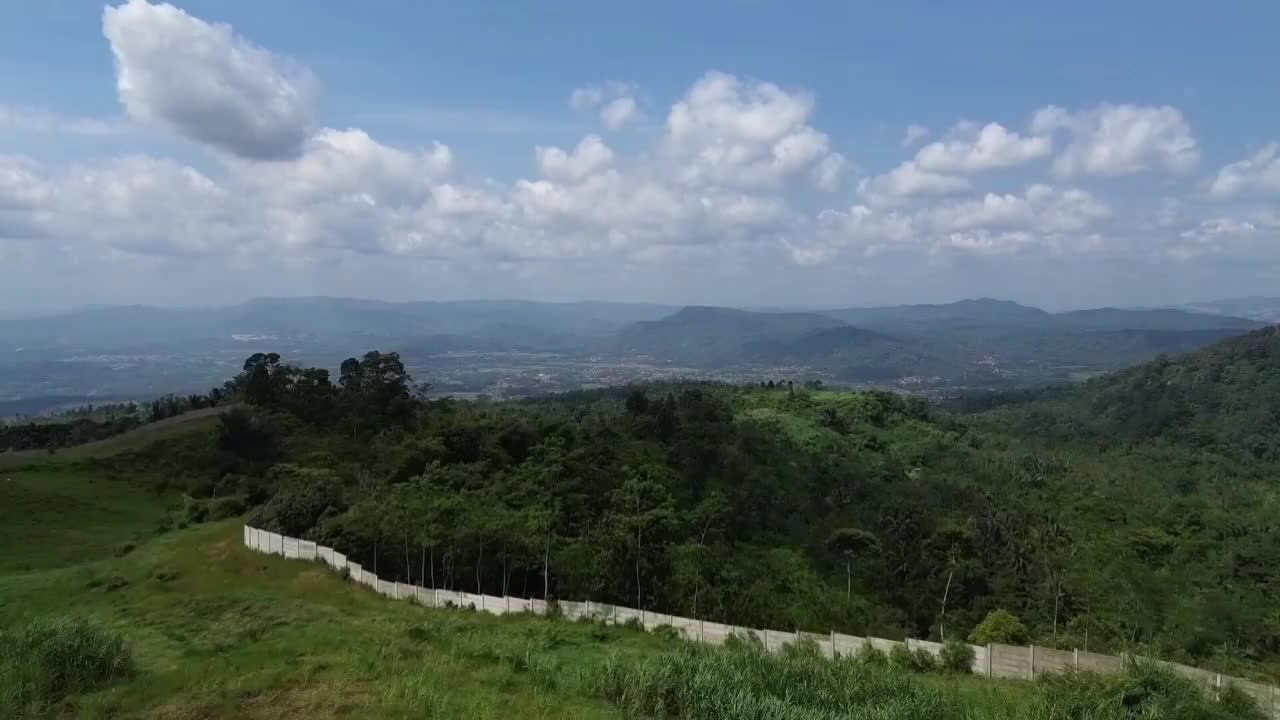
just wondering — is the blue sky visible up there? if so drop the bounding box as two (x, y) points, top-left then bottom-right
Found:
(0, 1), (1277, 311)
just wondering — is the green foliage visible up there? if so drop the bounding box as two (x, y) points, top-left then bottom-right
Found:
(1035, 661), (1265, 720)
(855, 643), (888, 667)
(0, 618), (133, 717)
(969, 610), (1029, 646)
(724, 630), (765, 653)
(940, 640), (975, 674)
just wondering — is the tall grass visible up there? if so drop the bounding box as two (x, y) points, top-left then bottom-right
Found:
(0, 618), (134, 717)
(586, 642), (950, 719)
(585, 642), (1265, 720)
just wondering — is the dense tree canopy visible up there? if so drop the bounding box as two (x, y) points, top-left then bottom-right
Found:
(185, 344), (1280, 681)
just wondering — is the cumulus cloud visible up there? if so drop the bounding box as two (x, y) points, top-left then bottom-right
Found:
(926, 184), (1109, 234)
(102, 0), (319, 160)
(570, 82), (640, 130)
(902, 124), (929, 148)
(600, 97), (639, 130)
(535, 135), (614, 183)
(663, 71), (841, 189)
(1207, 143), (1280, 198)
(914, 122), (1052, 173)
(857, 161), (970, 203)
(8, 0), (1274, 302)
(1033, 104), (1199, 177)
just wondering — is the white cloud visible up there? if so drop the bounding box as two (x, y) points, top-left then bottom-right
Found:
(1034, 104), (1199, 177)
(857, 161), (970, 203)
(102, 0), (319, 160)
(812, 153), (846, 192)
(535, 135), (614, 183)
(600, 97), (639, 130)
(1173, 217), (1259, 260)
(570, 82), (640, 130)
(1208, 143), (1280, 198)
(902, 124), (929, 148)
(914, 122), (1051, 173)
(926, 184), (1109, 234)
(663, 71), (840, 189)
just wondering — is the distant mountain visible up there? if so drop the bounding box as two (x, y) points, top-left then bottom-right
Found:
(0, 297), (678, 352)
(1173, 297), (1280, 323)
(614, 306), (846, 363)
(825, 298), (1051, 329)
(971, 326), (1280, 457)
(1054, 307), (1263, 332)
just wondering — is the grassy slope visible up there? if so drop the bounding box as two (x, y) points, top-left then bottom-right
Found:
(0, 408), (227, 470)
(0, 420), (1040, 719)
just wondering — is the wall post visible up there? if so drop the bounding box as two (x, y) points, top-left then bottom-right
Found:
(831, 630), (837, 658)
(986, 643), (993, 676)
(1028, 644), (1036, 679)
(1074, 648), (1079, 669)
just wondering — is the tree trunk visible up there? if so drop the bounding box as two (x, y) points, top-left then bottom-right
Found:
(475, 542), (484, 594)
(404, 531), (411, 584)
(420, 544), (426, 588)
(543, 529), (550, 602)
(846, 556), (851, 601)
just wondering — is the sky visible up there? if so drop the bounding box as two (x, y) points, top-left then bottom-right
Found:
(0, 1), (1277, 312)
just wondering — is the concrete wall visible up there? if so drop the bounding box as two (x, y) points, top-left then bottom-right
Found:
(241, 525), (1279, 716)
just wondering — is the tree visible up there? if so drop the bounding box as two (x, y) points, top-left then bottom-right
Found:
(610, 465), (676, 611)
(968, 609), (1029, 646)
(826, 528), (880, 601)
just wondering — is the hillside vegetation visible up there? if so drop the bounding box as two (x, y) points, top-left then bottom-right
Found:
(972, 326), (1280, 458)
(0, 447), (1260, 719)
(78, 346), (1276, 686)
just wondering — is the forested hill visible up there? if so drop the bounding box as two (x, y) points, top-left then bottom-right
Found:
(96, 349), (1280, 679)
(969, 326), (1280, 458)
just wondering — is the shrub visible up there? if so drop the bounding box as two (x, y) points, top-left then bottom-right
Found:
(781, 636), (822, 659)
(888, 644), (916, 671)
(723, 630), (765, 653)
(939, 639), (975, 673)
(0, 618), (134, 715)
(854, 643), (888, 667)
(968, 609), (1029, 646)
(911, 648), (938, 672)
(650, 624), (681, 641)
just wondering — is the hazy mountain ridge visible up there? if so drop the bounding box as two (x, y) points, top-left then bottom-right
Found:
(0, 296), (1269, 414)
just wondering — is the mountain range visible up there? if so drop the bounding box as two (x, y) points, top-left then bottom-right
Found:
(0, 296), (1272, 413)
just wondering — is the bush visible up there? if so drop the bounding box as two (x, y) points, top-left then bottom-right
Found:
(855, 643), (888, 667)
(939, 639), (975, 673)
(1037, 661), (1265, 720)
(888, 644), (916, 671)
(723, 630), (765, 653)
(911, 648), (938, 672)
(0, 618), (134, 716)
(781, 636), (822, 659)
(968, 609), (1029, 646)
(650, 624), (681, 641)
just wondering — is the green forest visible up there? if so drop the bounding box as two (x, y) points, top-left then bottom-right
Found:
(79, 329), (1278, 683)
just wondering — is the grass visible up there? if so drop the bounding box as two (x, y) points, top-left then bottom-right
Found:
(0, 619), (134, 718)
(0, 408), (225, 470)
(0, 467), (178, 573)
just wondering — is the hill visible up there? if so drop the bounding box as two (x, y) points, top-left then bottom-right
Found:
(0, 411), (1267, 718)
(972, 326), (1280, 458)
(613, 306), (847, 362)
